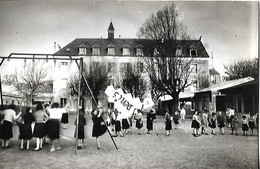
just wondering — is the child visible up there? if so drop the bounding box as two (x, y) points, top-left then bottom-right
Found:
(91, 108), (107, 149)
(1, 104), (22, 148)
(164, 111), (172, 136)
(46, 102), (64, 152)
(146, 109), (156, 134)
(209, 112), (217, 135)
(128, 115), (133, 135)
(217, 111), (225, 135)
(191, 111), (200, 137)
(173, 111), (180, 129)
(114, 111), (123, 137)
(17, 114), (25, 150)
(61, 106), (69, 129)
(248, 115), (255, 136)
(180, 107), (186, 123)
(33, 103), (49, 151)
(201, 108), (209, 135)
(134, 109), (143, 135)
(242, 115), (249, 136)
(110, 109), (116, 131)
(231, 115), (239, 136)
(74, 109), (86, 149)
(22, 107), (34, 150)
(122, 114), (130, 135)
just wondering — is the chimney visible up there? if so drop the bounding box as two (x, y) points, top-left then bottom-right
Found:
(107, 21), (115, 39)
(54, 42), (56, 52)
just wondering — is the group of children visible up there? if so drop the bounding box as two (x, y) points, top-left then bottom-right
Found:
(0, 103), (70, 152)
(191, 107), (258, 137)
(1, 104), (258, 152)
(105, 107), (182, 137)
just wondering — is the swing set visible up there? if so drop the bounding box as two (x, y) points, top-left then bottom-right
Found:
(0, 53), (118, 155)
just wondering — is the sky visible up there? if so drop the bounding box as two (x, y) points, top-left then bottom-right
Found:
(0, 0), (258, 76)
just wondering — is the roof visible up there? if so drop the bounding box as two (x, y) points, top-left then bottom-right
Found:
(195, 77), (255, 94)
(54, 38), (209, 58)
(209, 68), (220, 75)
(107, 22), (115, 31)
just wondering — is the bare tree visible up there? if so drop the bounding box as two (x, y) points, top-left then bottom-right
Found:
(67, 62), (110, 109)
(4, 62), (50, 105)
(121, 62), (147, 100)
(138, 3), (197, 114)
(197, 72), (210, 90)
(224, 58), (258, 81)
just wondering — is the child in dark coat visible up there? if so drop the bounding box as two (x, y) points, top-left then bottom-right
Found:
(164, 111), (172, 136)
(22, 107), (34, 150)
(74, 109), (86, 149)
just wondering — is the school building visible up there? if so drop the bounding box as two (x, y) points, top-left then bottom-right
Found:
(28, 21), (211, 112)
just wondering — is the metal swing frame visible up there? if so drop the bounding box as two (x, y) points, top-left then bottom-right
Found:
(0, 53), (118, 155)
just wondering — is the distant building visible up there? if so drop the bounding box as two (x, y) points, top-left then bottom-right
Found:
(194, 77), (258, 117)
(54, 22), (210, 111)
(209, 68), (221, 85)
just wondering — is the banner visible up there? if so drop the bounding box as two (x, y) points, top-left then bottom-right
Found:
(105, 85), (136, 117)
(105, 85), (154, 117)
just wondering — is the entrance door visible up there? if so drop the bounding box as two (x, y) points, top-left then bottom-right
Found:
(60, 98), (67, 108)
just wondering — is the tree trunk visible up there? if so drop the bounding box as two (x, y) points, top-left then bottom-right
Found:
(171, 93), (179, 115)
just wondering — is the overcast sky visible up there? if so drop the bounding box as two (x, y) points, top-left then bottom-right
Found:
(0, 0), (258, 76)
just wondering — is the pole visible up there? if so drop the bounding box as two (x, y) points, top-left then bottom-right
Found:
(0, 75), (3, 105)
(75, 57), (83, 155)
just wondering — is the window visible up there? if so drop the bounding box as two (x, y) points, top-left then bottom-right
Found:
(78, 44), (87, 55)
(92, 48), (100, 55)
(61, 62), (68, 66)
(120, 63), (131, 73)
(108, 62), (116, 72)
(190, 46), (197, 57)
(137, 62), (143, 72)
(107, 48), (115, 55)
(176, 47), (183, 57)
(122, 44), (130, 56)
(136, 48), (144, 56)
(123, 48), (130, 56)
(60, 98), (67, 108)
(92, 44), (100, 55)
(107, 44), (115, 55)
(154, 48), (159, 56)
(108, 78), (114, 85)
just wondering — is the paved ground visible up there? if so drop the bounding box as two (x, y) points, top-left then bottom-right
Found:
(0, 114), (259, 169)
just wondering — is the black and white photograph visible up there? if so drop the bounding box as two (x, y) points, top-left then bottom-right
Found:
(0, 0), (258, 168)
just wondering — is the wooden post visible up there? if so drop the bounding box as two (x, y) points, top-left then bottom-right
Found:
(75, 57), (83, 155)
(0, 75), (3, 105)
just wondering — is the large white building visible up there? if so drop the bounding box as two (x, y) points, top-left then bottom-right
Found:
(53, 22), (210, 112)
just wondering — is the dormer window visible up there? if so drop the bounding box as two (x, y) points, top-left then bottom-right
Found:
(190, 46), (197, 57)
(154, 48), (159, 56)
(176, 46), (183, 57)
(78, 44), (87, 55)
(92, 44), (100, 55)
(107, 44), (115, 55)
(136, 44), (144, 56)
(122, 44), (130, 56)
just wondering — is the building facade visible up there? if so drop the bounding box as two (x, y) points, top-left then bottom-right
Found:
(54, 22), (210, 112)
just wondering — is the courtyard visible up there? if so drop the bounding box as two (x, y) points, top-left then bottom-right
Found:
(0, 114), (258, 169)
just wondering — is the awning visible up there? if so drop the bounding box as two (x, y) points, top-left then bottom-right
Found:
(159, 95), (173, 101)
(195, 77), (255, 94)
(179, 92), (194, 102)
